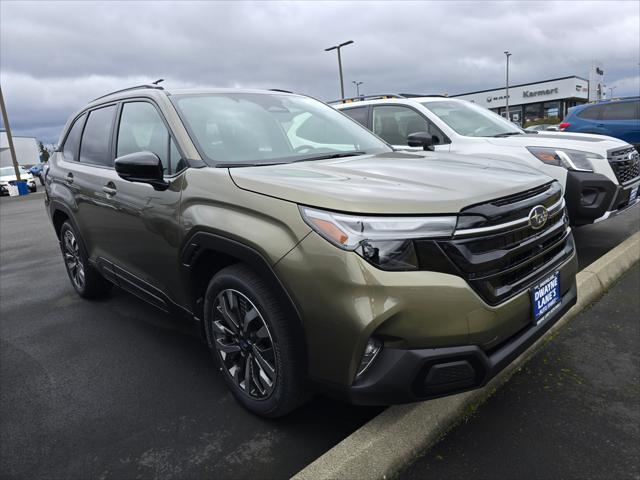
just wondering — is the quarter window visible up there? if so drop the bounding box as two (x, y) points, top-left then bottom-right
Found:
(79, 105), (117, 167)
(372, 105), (448, 146)
(62, 114), (86, 162)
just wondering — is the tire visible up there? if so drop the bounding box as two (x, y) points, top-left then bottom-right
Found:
(60, 221), (112, 299)
(29, 184), (37, 193)
(203, 264), (307, 417)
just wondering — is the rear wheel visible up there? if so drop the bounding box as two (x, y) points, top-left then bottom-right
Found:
(60, 221), (112, 299)
(203, 264), (307, 417)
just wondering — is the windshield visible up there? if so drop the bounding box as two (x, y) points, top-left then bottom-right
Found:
(421, 100), (524, 137)
(172, 93), (391, 166)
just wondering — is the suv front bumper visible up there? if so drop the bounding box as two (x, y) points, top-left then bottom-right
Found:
(565, 170), (639, 226)
(332, 279), (576, 405)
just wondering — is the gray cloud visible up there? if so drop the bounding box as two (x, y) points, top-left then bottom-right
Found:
(1, 0), (638, 143)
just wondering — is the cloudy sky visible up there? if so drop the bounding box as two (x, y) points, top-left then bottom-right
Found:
(1, 0), (639, 144)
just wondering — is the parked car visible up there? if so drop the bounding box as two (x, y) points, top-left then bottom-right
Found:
(0, 166), (38, 195)
(46, 85), (577, 417)
(28, 162), (47, 185)
(334, 95), (639, 226)
(526, 124), (559, 132)
(559, 97), (640, 152)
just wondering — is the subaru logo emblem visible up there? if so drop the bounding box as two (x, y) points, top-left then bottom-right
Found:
(529, 205), (548, 230)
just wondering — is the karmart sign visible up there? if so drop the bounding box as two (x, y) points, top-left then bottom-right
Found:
(453, 76), (589, 108)
(522, 87), (559, 98)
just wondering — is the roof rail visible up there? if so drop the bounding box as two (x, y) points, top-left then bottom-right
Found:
(399, 93), (448, 98)
(91, 83), (165, 102)
(327, 94), (406, 105)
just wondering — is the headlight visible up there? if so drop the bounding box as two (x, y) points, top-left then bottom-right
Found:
(526, 147), (602, 172)
(299, 206), (456, 270)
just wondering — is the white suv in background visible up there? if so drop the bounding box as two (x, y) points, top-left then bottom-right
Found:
(334, 95), (639, 226)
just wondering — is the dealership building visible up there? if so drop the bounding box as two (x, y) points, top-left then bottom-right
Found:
(452, 75), (594, 126)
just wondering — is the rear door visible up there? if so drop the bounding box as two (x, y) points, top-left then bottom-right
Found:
(370, 104), (451, 151)
(600, 100), (640, 145)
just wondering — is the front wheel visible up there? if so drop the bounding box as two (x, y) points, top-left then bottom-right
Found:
(203, 264), (307, 417)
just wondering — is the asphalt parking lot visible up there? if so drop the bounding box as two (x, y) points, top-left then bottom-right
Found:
(1, 192), (638, 480)
(400, 262), (640, 480)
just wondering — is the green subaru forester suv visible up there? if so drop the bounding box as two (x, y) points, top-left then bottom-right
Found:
(45, 86), (577, 417)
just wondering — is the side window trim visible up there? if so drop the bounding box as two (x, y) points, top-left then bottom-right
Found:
(372, 103), (451, 145)
(114, 98), (187, 177)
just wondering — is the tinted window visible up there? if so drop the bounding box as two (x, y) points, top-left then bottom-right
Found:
(601, 101), (638, 121)
(576, 105), (602, 120)
(373, 105), (448, 146)
(117, 102), (185, 174)
(62, 114), (86, 162)
(79, 105), (116, 167)
(342, 107), (368, 127)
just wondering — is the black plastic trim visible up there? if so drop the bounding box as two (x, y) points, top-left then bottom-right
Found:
(564, 170), (617, 226)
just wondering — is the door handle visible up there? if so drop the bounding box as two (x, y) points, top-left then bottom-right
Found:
(65, 172), (74, 184)
(102, 183), (117, 196)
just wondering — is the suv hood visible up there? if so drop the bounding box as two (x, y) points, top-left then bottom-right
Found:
(0, 173), (33, 183)
(229, 151), (551, 214)
(485, 132), (629, 152)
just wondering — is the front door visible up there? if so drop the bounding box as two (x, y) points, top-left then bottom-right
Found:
(371, 105), (451, 152)
(77, 100), (187, 309)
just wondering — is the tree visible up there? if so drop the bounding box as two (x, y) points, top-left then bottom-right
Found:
(38, 141), (50, 162)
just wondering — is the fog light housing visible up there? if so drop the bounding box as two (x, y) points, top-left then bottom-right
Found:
(580, 188), (599, 206)
(356, 337), (383, 380)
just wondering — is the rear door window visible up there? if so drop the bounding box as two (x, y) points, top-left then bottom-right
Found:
(576, 105), (603, 120)
(600, 101), (638, 121)
(79, 105), (117, 167)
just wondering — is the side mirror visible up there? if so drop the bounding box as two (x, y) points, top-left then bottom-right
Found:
(114, 151), (169, 191)
(407, 132), (435, 151)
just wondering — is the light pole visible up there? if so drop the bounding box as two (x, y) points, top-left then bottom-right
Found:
(352, 80), (363, 97)
(0, 86), (21, 181)
(504, 51), (512, 119)
(608, 86), (616, 98)
(325, 40), (354, 100)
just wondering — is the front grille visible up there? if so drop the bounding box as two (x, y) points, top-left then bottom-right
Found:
(608, 147), (640, 185)
(490, 183), (551, 207)
(416, 182), (574, 305)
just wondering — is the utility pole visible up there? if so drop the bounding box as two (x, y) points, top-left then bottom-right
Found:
(325, 40), (354, 101)
(504, 51), (512, 120)
(0, 85), (21, 181)
(352, 80), (363, 97)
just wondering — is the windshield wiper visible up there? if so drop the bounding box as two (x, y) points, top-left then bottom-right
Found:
(215, 161), (286, 168)
(290, 151), (367, 163)
(491, 132), (526, 137)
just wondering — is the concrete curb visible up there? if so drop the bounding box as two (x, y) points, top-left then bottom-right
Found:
(293, 232), (640, 480)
